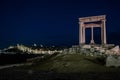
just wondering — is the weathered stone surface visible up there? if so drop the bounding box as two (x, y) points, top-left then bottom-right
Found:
(90, 48), (95, 53)
(99, 48), (105, 53)
(63, 44), (120, 57)
(106, 55), (117, 67)
(106, 55), (120, 67)
(116, 56), (120, 67)
(62, 45), (120, 67)
(82, 45), (91, 49)
(110, 46), (120, 55)
(111, 46), (119, 52)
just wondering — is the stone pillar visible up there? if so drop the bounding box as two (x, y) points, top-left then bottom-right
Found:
(103, 20), (107, 44)
(101, 20), (107, 44)
(79, 22), (83, 44)
(90, 26), (94, 44)
(82, 27), (85, 44)
(101, 25), (104, 44)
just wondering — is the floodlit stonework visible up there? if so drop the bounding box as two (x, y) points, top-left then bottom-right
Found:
(79, 15), (106, 44)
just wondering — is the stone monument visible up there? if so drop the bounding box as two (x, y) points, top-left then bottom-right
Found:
(79, 15), (106, 45)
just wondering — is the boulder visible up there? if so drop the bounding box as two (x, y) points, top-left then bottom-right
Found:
(111, 46), (119, 52)
(106, 55), (120, 67)
(116, 56), (120, 67)
(106, 55), (117, 67)
(110, 46), (120, 55)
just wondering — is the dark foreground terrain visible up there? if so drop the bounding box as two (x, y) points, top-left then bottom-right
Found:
(0, 68), (120, 80)
(0, 53), (44, 65)
(0, 53), (120, 80)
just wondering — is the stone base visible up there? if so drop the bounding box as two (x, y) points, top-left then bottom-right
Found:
(90, 40), (95, 44)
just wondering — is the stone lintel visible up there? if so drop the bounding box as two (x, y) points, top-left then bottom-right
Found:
(79, 15), (106, 22)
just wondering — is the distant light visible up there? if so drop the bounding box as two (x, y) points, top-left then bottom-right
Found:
(40, 45), (43, 47)
(33, 44), (37, 46)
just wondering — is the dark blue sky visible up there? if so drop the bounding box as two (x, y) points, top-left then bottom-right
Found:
(0, 0), (120, 48)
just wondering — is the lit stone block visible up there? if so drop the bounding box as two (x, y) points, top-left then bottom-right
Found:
(82, 45), (91, 49)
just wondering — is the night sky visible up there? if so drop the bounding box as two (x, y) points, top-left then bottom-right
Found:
(0, 0), (120, 48)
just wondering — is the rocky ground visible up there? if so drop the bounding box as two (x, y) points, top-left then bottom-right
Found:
(1, 53), (120, 80)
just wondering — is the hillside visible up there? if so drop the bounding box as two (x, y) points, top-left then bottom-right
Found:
(16, 53), (120, 73)
(1, 53), (120, 80)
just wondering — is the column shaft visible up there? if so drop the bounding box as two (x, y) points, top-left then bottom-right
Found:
(90, 26), (94, 44)
(79, 22), (83, 44)
(103, 20), (107, 44)
(101, 26), (104, 44)
(82, 27), (85, 44)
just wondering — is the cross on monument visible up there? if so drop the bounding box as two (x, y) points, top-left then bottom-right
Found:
(78, 15), (107, 45)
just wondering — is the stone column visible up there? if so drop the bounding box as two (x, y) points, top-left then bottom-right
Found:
(79, 22), (83, 44)
(101, 25), (104, 44)
(103, 20), (107, 44)
(90, 26), (94, 44)
(101, 20), (107, 44)
(82, 27), (85, 44)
